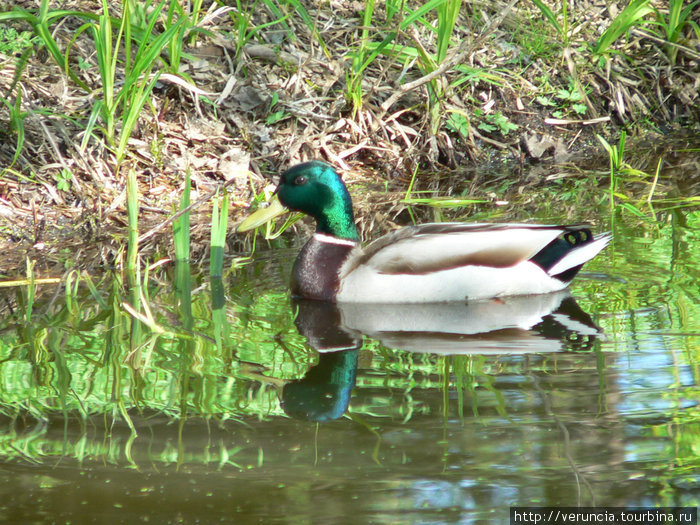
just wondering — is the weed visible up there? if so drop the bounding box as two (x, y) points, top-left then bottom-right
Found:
(597, 131), (627, 175)
(346, 0), (379, 115)
(223, 0), (309, 59)
(446, 111), (471, 139)
(402, 163), (487, 216)
(210, 189), (230, 278)
(126, 169), (139, 271)
(265, 92), (289, 125)
(536, 81), (589, 118)
(1, 0), (199, 163)
(650, 0), (700, 64)
(0, 26), (35, 54)
(530, 0), (572, 47)
(346, 0), (472, 133)
(406, 0), (464, 134)
(1, 78), (29, 170)
(53, 168), (73, 192)
(596, 131), (661, 213)
(593, 0), (655, 57)
(474, 109), (518, 136)
(173, 169), (191, 261)
(87, 0), (187, 161)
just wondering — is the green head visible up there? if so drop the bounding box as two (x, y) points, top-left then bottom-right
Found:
(276, 161), (360, 241)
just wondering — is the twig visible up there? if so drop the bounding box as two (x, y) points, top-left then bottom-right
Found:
(544, 116), (611, 126)
(137, 176), (239, 244)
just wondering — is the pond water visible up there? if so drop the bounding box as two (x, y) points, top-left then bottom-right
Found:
(1, 175), (699, 523)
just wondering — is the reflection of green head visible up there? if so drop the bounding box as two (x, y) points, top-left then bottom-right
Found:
(281, 350), (358, 422)
(276, 161), (360, 241)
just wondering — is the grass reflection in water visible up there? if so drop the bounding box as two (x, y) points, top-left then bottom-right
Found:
(0, 210), (699, 522)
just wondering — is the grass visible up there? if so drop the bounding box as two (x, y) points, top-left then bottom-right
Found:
(593, 0), (656, 57)
(0, 0), (202, 165)
(345, 0), (497, 136)
(0, 261), (309, 426)
(346, 0), (378, 115)
(0, 1), (98, 91)
(89, 0), (188, 162)
(173, 169), (191, 261)
(0, 70), (29, 171)
(0, 0), (698, 277)
(209, 188), (229, 278)
(530, 0), (572, 48)
(651, 0), (700, 64)
(126, 168), (139, 270)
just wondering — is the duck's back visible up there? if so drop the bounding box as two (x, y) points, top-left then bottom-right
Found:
(334, 223), (609, 303)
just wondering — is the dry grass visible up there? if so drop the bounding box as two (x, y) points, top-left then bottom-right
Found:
(0, 0), (698, 275)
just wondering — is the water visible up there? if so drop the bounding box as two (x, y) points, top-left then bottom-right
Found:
(0, 191), (699, 523)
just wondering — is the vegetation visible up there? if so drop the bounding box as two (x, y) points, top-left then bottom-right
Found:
(0, 4), (699, 520)
(0, 0), (698, 272)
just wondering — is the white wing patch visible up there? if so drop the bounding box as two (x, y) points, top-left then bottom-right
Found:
(359, 227), (563, 274)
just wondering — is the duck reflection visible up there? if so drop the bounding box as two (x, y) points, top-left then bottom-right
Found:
(281, 292), (601, 421)
(281, 301), (361, 421)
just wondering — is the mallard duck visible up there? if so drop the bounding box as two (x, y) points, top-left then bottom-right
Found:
(238, 161), (610, 303)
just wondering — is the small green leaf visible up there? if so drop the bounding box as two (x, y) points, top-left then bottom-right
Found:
(446, 113), (470, 137)
(478, 122), (497, 133)
(266, 111), (287, 125)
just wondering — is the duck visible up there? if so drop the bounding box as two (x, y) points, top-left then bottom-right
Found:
(237, 161), (610, 303)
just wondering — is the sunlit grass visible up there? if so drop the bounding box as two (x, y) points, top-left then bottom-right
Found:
(210, 189), (229, 278)
(173, 169), (191, 261)
(593, 0), (655, 57)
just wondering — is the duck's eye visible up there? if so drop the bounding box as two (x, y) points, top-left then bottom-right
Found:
(293, 175), (308, 186)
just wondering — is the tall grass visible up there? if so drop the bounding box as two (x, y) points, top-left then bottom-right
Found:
(173, 169), (192, 261)
(347, 0), (477, 133)
(0, 48), (32, 171)
(210, 189), (230, 278)
(597, 131), (627, 211)
(593, 0), (655, 57)
(126, 169), (139, 271)
(651, 0), (700, 64)
(530, 0), (571, 48)
(0, 1), (97, 91)
(1, 0), (201, 163)
(223, 0), (326, 59)
(87, 0), (187, 161)
(347, 0), (378, 115)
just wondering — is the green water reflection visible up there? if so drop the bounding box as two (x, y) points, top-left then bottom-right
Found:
(1, 209), (699, 523)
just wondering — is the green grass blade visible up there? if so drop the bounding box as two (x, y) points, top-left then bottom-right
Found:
(594, 0), (655, 55)
(173, 169), (191, 261)
(126, 169), (139, 270)
(210, 190), (229, 278)
(436, 0), (461, 64)
(530, 0), (563, 36)
(400, 0), (446, 30)
(116, 71), (161, 161)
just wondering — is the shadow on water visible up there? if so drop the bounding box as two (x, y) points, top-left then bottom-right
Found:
(1, 192), (700, 522)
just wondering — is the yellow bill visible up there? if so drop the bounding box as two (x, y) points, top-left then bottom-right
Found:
(237, 195), (288, 232)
